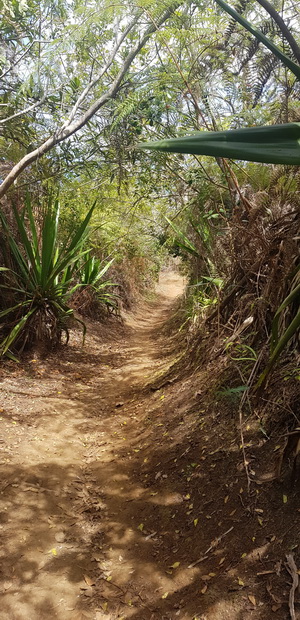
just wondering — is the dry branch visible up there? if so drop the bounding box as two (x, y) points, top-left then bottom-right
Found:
(285, 553), (299, 620)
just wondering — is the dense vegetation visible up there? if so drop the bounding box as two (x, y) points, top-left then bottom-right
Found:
(0, 0), (299, 420)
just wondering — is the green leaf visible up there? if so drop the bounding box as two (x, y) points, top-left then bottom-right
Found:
(138, 123), (300, 165)
(164, 216), (199, 256)
(0, 308), (35, 355)
(256, 307), (300, 387)
(41, 200), (60, 289)
(0, 301), (31, 319)
(271, 280), (300, 351)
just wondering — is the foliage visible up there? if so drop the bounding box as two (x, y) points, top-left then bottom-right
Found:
(138, 0), (300, 386)
(213, 0), (300, 80)
(256, 274), (300, 387)
(139, 123), (300, 164)
(0, 0), (299, 400)
(78, 253), (118, 312)
(0, 196), (96, 356)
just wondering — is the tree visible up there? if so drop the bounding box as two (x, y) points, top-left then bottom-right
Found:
(0, 0), (183, 199)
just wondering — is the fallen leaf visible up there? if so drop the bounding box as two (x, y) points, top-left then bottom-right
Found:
(283, 494), (288, 504)
(137, 523), (144, 531)
(3, 581), (13, 590)
(193, 518), (198, 527)
(201, 584), (208, 594)
(170, 561), (180, 569)
(238, 577), (244, 586)
(84, 575), (96, 587)
(161, 592), (168, 599)
(248, 594), (256, 606)
(224, 495), (229, 504)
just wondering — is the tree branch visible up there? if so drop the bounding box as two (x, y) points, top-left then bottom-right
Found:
(0, 2), (181, 199)
(61, 11), (143, 129)
(0, 95), (47, 125)
(0, 40), (53, 80)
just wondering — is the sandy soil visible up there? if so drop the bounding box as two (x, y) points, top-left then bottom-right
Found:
(0, 270), (299, 620)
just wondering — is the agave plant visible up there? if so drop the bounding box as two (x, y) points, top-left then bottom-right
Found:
(0, 196), (96, 357)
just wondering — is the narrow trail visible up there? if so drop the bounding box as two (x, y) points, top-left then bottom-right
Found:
(0, 271), (188, 620)
(1, 271), (299, 620)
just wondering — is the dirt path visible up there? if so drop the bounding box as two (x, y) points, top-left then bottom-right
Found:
(0, 271), (186, 620)
(1, 271), (299, 620)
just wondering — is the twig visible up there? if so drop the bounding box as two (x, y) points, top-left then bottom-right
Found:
(188, 526), (233, 568)
(285, 553), (299, 620)
(236, 367), (252, 493)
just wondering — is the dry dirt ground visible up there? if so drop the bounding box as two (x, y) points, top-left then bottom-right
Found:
(0, 271), (300, 620)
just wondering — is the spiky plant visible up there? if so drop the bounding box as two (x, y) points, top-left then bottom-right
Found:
(0, 196), (96, 357)
(75, 252), (119, 315)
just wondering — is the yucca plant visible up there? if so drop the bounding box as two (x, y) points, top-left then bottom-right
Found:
(0, 196), (96, 357)
(79, 252), (119, 312)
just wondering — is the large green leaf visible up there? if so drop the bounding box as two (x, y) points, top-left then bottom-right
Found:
(0, 308), (36, 355)
(25, 193), (40, 270)
(256, 307), (300, 388)
(139, 123), (300, 164)
(271, 280), (300, 351)
(41, 200), (60, 289)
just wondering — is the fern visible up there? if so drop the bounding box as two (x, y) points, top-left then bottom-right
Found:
(224, 0), (250, 46)
(236, 21), (276, 74)
(110, 93), (141, 131)
(253, 53), (279, 107)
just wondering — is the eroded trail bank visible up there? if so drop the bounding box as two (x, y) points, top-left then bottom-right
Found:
(1, 271), (299, 620)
